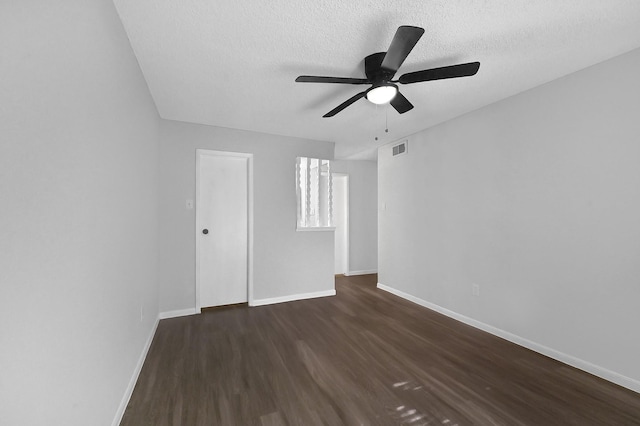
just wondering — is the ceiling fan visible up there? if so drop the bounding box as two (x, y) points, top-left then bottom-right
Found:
(295, 25), (480, 118)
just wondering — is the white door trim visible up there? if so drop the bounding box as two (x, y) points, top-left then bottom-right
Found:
(195, 149), (254, 313)
(333, 173), (349, 275)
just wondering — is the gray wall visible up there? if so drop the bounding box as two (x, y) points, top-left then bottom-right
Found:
(378, 47), (640, 391)
(158, 120), (335, 312)
(332, 160), (378, 274)
(0, 1), (160, 425)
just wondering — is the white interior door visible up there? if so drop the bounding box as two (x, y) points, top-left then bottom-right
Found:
(333, 174), (349, 275)
(196, 150), (251, 308)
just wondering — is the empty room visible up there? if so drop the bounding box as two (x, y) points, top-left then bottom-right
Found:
(2, 1), (640, 425)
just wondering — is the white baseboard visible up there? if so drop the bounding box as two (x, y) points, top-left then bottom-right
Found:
(111, 317), (159, 426)
(377, 282), (640, 394)
(251, 289), (336, 307)
(158, 307), (197, 320)
(345, 269), (377, 276)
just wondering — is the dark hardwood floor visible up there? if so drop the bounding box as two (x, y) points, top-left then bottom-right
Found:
(121, 274), (640, 425)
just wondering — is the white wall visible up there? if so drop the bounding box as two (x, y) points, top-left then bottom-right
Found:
(379, 47), (640, 391)
(332, 160), (378, 275)
(0, 1), (160, 425)
(158, 120), (335, 312)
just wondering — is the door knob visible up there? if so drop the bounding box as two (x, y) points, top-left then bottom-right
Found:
(202, 229), (209, 235)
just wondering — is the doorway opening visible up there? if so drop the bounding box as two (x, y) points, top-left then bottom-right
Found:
(333, 173), (349, 275)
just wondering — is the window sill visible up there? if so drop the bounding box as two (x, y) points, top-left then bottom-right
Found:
(296, 226), (336, 232)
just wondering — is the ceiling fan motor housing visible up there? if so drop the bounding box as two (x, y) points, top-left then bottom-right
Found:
(365, 52), (394, 84)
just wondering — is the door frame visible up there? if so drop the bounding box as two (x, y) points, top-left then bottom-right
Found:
(195, 149), (254, 312)
(333, 173), (350, 275)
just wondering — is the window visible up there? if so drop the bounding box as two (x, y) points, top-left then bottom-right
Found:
(296, 157), (333, 230)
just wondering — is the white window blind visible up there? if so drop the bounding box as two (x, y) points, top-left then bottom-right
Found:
(296, 157), (333, 229)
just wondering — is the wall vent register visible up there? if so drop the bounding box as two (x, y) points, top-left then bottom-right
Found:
(392, 140), (408, 157)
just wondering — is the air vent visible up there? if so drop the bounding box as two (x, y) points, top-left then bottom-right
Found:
(392, 140), (408, 157)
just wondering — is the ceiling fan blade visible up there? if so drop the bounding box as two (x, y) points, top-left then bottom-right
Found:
(323, 91), (368, 118)
(398, 62), (480, 84)
(296, 76), (370, 84)
(390, 92), (414, 114)
(380, 26), (425, 75)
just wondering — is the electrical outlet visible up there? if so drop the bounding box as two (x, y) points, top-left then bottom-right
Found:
(472, 283), (480, 297)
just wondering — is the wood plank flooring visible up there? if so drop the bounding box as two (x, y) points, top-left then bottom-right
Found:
(121, 274), (640, 425)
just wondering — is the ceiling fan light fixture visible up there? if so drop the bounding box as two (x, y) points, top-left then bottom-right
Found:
(366, 85), (398, 105)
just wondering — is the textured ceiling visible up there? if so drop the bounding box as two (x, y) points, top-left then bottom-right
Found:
(113, 0), (640, 159)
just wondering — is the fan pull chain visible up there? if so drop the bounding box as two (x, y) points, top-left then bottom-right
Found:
(374, 104), (391, 141)
(385, 106), (389, 133)
(374, 104), (378, 140)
